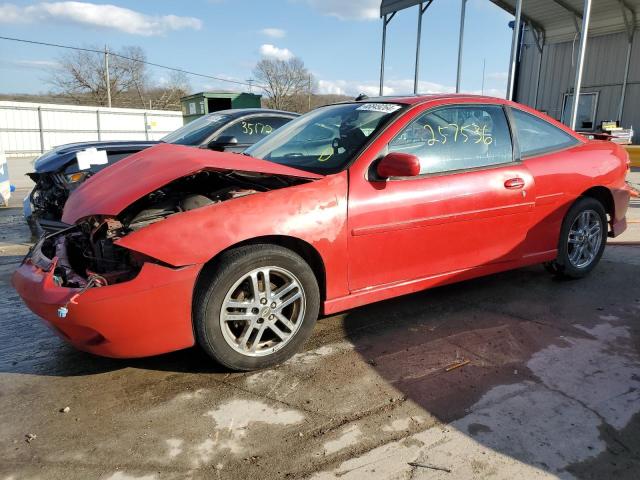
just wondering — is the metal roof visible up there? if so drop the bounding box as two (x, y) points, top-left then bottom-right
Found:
(380, 0), (422, 16)
(352, 93), (514, 105)
(490, 0), (639, 43)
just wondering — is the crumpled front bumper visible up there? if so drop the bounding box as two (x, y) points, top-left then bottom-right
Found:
(12, 247), (201, 358)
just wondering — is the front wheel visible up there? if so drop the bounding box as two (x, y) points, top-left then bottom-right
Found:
(548, 197), (607, 279)
(194, 245), (320, 371)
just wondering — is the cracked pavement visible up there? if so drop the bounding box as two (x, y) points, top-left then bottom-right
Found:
(1, 167), (639, 479)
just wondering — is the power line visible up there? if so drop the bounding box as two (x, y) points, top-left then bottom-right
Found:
(0, 35), (265, 89)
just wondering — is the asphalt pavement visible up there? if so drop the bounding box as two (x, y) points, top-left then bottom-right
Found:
(0, 167), (638, 480)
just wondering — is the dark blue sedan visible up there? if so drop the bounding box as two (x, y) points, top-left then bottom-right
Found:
(24, 109), (297, 235)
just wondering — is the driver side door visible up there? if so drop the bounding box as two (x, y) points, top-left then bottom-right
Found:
(347, 103), (537, 291)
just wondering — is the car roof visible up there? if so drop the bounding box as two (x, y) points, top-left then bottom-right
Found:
(354, 94), (510, 106)
(208, 108), (300, 118)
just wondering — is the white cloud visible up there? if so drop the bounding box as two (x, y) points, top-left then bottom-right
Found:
(0, 2), (202, 36)
(0, 4), (22, 21)
(302, 0), (379, 21)
(260, 28), (286, 38)
(487, 71), (508, 81)
(17, 59), (61, 68)
(259, 44), (294, 61)
(0, 58), (62, 72)
(317, 78), (455, 97)
(317, 80), (348, 96)
(316, 77), (507, 98)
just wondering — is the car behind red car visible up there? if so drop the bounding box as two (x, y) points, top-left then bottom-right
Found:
(13, 95), (632, 370)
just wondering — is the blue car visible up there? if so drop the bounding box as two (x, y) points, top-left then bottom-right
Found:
(23, 109), (297, 236)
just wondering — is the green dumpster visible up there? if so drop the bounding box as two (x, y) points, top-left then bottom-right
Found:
(180, 92), (262, 123)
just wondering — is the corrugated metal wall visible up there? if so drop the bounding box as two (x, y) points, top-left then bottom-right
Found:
(516, 29), (639, 143)
(0, 102), (184, 156)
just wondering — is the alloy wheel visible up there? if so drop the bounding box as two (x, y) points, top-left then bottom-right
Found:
(219, 266), (306, 357)
(567, 209), (603, 269)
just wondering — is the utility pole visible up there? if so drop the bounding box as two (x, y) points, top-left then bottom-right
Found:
(481, 58), (486, 95)
(246, 78), (254, 93)
(104, 45), (112, 108)
(308, 75), (312, 111)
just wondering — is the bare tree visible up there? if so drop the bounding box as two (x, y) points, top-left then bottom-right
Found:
(120, 46), (149, 108)
(253, 57), (313, 112)
(149, 71), (191, 110)
(48, 45), (147, 107)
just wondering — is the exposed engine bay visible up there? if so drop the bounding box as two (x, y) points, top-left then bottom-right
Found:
(35, 169), (305, 288)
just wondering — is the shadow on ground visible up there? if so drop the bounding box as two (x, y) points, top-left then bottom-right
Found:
(341, 253), (640, 478)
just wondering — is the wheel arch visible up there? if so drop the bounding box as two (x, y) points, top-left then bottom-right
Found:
(579, 186), (615, 232)
(193, 235), (327, 306)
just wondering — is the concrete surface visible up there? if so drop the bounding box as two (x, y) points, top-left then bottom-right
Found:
(0, 170), (639, 480)
(6, 156), (36, 190)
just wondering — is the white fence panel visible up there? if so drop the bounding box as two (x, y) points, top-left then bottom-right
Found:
(0, 101), (184, 156)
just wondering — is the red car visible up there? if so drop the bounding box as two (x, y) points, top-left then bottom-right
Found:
(13, 95), (632, 370)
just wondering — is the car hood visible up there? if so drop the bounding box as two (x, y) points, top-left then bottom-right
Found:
(34, 140), (159, 172)
(62, 143), (323, 224)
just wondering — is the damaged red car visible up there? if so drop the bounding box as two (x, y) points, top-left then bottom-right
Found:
(13, 95), (632, 370)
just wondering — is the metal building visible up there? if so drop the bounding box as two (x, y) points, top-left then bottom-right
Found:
(498, 0), (640, 144)
(378, 0), (639, 144)
(180, 92), (262, 123)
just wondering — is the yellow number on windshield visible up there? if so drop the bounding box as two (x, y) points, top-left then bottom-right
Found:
(318, 146), (333, 162)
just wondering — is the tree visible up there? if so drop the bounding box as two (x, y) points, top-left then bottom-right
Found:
(149, 71), (191, 110)
(48, 46), (192, 110)
(49, 45), (147, 107)
(253, 57), (313, 112)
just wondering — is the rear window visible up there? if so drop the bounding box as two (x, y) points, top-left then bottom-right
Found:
(511, 109), (579, 158)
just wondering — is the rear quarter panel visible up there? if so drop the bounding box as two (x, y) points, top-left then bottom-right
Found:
(523, 139), (630, 254)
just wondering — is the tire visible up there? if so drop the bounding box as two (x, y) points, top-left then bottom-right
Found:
(194, 244), (320, 371)
(548, 196), (607, 279)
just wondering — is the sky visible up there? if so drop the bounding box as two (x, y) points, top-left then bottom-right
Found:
(0, 0), (515, 99)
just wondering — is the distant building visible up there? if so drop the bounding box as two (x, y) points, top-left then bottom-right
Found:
(180, 92), (262, 123)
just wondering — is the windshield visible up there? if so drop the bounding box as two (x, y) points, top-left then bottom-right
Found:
(161, 113), (232, 146)
(244, 103), (403, 174)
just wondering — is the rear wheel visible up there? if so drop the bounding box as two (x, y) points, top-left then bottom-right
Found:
(547, 197), (607, 279)
(194, 245), (320, 371)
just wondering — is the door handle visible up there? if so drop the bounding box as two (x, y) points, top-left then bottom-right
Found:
(504, 177), (525, 189)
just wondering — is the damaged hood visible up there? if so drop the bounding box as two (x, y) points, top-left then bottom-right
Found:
(62, 143), (322, 224)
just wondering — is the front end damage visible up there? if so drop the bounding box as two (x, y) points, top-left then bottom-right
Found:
(13, 168), (311, 357)
(25, 172), (73, 236)
(46, 169), (306, 288)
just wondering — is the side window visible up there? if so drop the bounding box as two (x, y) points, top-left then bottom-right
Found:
(218, 116), (292, 144)
(388, 105), (513, 175)
(511, 109), (579, 158)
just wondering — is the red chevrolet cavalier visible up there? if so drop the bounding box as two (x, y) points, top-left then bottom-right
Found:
(13, 95), (632, 370)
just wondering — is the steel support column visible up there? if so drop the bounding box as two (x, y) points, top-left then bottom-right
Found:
(506, 0), (523, 100)
(570, 0), (592, 130)
(413, 2), (432, 94)
(379, 13), (396, 96)
(617, 0), (636, 121)
(456, 0), (467, 93)
(414, 4), (423, 93)
(618, 33), (634, 121)
(531, 27), (545, 109)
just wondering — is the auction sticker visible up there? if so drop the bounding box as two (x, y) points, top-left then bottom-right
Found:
(356, 103), (402, 113)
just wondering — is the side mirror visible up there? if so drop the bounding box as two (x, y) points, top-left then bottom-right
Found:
(208, 136), (239, 151)
(376, 152), (421, 178)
